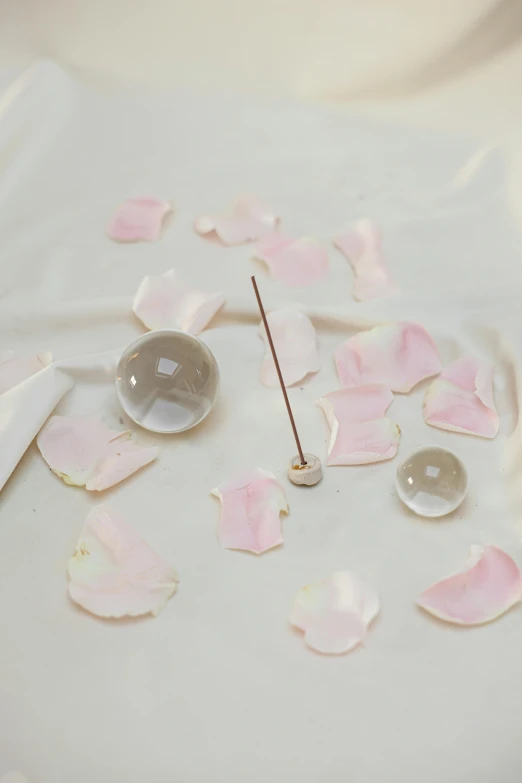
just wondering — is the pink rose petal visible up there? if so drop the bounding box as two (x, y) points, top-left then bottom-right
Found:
(68, 506), (178, 618)
(211, 468), (289, 554)
(195, 195), (278, 245)
(317, 385), (400, 465)
(133, 268), (225, 334)
(0, 350), (52, 395)
(418, 545), (522, 625)
(424, 357), (499, 438)
(107, 197), (171, 242)
(290, 571), (380, 654)
(37, 414), (158, 491)
(259, 309), (320, 387)
(335, 322), (442, 393)
(254, 234), (329, 287)
(333, 220), (399, 301)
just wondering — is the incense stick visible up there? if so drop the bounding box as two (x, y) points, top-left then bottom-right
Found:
(251, 276), (307, 465)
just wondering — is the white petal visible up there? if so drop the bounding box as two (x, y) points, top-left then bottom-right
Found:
(133, 268), (225, 334)
(195, 196), (278, 245)
(333, 220), (399, 301)
(37, 415), (157, 491)
(259, 309), (320, 387)
(290, 571), (380, 654)
(68, 506), (178, 618)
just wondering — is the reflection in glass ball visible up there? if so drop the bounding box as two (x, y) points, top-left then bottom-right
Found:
(396, 446), (468, 518)
(116, 329), (219, 434)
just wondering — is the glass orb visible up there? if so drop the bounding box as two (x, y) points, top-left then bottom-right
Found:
(116, 329), (219, 434)
(396, 446), (468, 518)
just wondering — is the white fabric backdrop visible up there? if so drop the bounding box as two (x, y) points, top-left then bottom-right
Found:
(3, 0), (522, 136)
(2, 61), (522, 782)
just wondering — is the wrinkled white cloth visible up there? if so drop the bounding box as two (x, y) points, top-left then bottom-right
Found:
(2, 62), (522, 783)
(3, 1), (522, 139)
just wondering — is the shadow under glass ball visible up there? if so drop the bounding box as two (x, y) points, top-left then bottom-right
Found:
(116, 329), (219, 434)
(396, 446), (468, 518)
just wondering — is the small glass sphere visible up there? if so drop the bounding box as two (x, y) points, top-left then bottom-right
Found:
(396, 446), (468, 518)
(116, 329), (219, 434)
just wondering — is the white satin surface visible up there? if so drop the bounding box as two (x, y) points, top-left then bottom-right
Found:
(1, 62), (522, 783)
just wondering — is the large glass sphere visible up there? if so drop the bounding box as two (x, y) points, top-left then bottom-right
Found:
(396, 446), (468, 518)
(116, 329), (219, 434)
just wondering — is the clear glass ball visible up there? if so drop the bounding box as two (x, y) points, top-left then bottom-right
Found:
(116, 329), (219, 434)
(396, 446), (468, 518)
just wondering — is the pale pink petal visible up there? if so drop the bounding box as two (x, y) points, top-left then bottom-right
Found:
(290, 571), (380, 654)
(195, 195), (278, 245)
(107, 197), (171, 242)
(0, 350), (52, 395)
(85, 434), (159, 492)
(475, 363), (496, 410)
(211, 468), (289, 554)
(317, 385), (400, 465)
(424, 357), (499, 438)
(335, 322), (442, 393)
(37, 415), (158, 491)
(418, 545), (522, 625)
(68, 506), (178, 618)
(132, 268), (225, 334)
(259, 309), (320, 387)
(333, 220), (399, 301)
(254, 234), (329, 286)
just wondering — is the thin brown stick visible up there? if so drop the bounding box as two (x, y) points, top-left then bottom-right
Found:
(251, 276), (306, 465)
